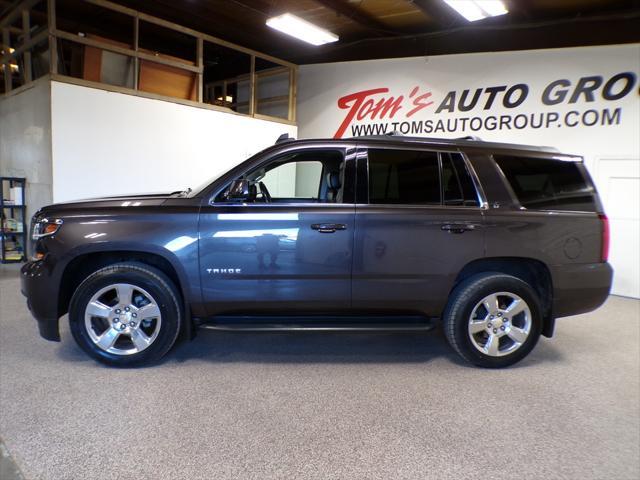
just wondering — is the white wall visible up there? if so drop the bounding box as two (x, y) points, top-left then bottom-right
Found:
(297, 44), (640, 297)
(50, 81), (296, 202)
(0, 79), (53, 217)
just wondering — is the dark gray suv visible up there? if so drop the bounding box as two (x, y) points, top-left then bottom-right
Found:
(21, 135), (613, 368)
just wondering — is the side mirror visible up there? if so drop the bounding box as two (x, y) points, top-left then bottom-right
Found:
(227, 179), (253, 201)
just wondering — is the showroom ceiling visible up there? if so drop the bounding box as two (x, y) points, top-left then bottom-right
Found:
(2, 0), (638, 63)
(107, 0), (640, 63)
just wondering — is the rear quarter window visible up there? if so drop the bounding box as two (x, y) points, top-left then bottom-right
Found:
(494, 155), (596, 212)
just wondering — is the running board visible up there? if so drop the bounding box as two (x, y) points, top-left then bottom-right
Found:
(198, 317), (437, 333)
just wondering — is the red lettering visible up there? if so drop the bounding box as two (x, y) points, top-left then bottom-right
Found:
(334, 88), (389, 138)
(357, 99), (377, 121)
(334, 86), (434, 138)
(371, 96), (403, 120)
(407, 91), (433, 117)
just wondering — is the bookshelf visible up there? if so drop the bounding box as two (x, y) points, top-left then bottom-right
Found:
(1, 177), (27, 263)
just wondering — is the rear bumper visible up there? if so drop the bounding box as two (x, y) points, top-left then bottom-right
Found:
(552, 262), (613, 318)
(21, 260), (61, 341)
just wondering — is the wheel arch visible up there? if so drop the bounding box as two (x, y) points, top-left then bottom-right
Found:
(59, 248), (194, 340)
(452, 257), (555, 337)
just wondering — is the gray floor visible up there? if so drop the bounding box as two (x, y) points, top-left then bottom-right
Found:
(1, 265), (639, 480)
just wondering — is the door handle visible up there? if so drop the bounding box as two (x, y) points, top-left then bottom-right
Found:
(311, 223), (347, 233)
(441, 223), (476, 234)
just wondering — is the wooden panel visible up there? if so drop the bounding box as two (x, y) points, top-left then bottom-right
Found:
(82, 34), (131, 82)
(138, 59), (196, 100)
(77, 32), (197, 98)
(357, 0), (428, 29)
(82, 45), (102, 81)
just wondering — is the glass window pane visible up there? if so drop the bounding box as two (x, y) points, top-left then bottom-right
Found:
(368, 149), (440, 205)
(138, 21), (195, 64)
(217, 150), (345, 204)
(494, 155), (596, 211)
(203, 41), (251, 114)
(137, 21), (197, 100)
(29, 38), (50, 81)
(255, 57), (290, 120)
(57, 38), (135, 89)
(262, 161), (323, 199)
(56, 0), (134, 47)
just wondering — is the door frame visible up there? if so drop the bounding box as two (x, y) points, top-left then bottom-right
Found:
(203, 143), (359, 207)
(197, 144), (359, 315)
(351, 143), (487, 315)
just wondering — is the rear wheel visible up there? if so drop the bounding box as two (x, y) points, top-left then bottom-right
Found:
(69, 263), (181, 366)
(443, 273), (543, 368)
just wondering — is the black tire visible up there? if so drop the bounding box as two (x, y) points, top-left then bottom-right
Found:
(69, 262), (182, 367)
(443, 272), (543, 368)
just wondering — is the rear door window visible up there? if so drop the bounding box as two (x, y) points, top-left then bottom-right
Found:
(366, 148), (480, 207)
(367, 149), (440, 204)
(494, 155), (596, 211)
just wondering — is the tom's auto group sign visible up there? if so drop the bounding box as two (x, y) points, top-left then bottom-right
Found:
(333, 72), (637, 138)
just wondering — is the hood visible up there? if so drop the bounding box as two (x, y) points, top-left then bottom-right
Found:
(38, 192), (175, 215)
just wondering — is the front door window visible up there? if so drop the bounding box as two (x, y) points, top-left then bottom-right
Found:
(216, 150), (347, 204)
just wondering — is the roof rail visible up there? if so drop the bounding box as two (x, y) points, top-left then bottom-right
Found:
(354, 131), (405, 140)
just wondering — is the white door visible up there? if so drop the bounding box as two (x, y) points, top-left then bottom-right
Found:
(595, 158), (640, 298)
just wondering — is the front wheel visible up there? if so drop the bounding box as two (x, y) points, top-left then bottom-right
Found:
(443, 273), (543, 368)
(69, 263), (182, 367)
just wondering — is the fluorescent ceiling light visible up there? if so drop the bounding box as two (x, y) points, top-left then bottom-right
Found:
(443, 0), (508, 22)
(266, 13), (339, 46)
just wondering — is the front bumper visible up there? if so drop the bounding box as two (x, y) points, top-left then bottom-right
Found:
(21, 260), (61, 341)
(552, 261), (613, 319)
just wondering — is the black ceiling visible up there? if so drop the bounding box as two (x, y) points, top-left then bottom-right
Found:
(115, 0), (640, 63)
(3, 0), (640, 64)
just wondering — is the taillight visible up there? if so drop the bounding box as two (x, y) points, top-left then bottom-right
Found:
(599, 214), (610, 262)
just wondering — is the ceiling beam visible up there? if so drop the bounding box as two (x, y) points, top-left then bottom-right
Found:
(312, 0), (400, 36)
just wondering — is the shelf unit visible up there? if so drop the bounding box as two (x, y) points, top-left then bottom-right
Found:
(1, 177), (27, 263)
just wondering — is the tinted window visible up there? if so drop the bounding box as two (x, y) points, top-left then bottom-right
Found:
(442, 152), (480, 207)
(368, 149), (440, 204)
(494, 155), (596, 211)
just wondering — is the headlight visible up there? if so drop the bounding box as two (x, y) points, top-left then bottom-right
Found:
(32, 218), (63, 240)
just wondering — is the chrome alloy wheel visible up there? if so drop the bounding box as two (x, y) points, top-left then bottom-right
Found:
(84, 283), (162, 355)
(467, 292), (532, 357)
